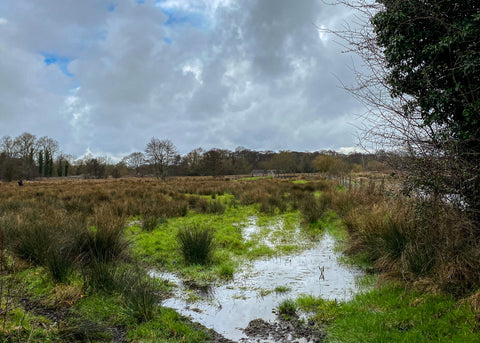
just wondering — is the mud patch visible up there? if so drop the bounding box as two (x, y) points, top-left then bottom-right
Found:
(242, 318), (325, 343)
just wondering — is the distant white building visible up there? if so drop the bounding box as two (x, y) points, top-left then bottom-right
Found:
(267, 170), (277, 177)
(251, 169), (264, 177)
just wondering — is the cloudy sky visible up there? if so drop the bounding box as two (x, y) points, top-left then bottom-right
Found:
(0, 0), (363, 158)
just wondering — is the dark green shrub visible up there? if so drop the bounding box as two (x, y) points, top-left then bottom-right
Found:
(177, 225), (215, 265)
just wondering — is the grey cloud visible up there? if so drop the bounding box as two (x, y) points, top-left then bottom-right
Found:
(1, 0), (363, 157)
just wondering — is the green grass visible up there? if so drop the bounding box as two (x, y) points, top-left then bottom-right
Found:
(177, 225), (215, 265)
(274, 285), (291, 293)
(126, 307), (211, 343)
(129, 203), (310, 283)
(277, 299), (297, 320)
(235, 176), (272, 181)
(72, 293), (127, 325)
(296, 284), (479, 343)
(292, 180), (309, 184)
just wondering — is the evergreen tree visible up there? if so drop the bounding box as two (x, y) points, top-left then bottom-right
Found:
(44, 150), (50, 177)
(38, 151), (43, 176)
(57, 158), (63, 177)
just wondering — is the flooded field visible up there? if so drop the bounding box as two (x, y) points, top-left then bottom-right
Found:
(151, 218), (362, 342)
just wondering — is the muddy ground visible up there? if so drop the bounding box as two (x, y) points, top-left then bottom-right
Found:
(206, 317), (325, 343)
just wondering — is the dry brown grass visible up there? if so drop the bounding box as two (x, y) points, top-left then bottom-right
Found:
(328, 185), (480, 297)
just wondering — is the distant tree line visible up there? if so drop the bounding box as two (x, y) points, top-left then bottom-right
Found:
(0, 133), (390, 181)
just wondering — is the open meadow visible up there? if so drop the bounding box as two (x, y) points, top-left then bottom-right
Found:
(0, 176), (478, 342)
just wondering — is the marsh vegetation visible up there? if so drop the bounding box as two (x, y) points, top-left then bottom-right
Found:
(0, 174), (478, 342)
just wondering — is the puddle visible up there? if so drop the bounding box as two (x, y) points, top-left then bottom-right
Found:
(150, 219), (362, 342)
(241, 216), (286, 248)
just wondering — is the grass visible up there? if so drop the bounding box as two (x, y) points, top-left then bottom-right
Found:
(129, 204), (307, 282)
(2, 176), (478, 342)
(235, 176), (272, 181)
(274, 285), (291, 293)
(324, 284), (479, 342)
(277, 299), (297, 320)
(292, 180), (309, 184)
(3, 177), (334, 341)
(177, 225), (215, 265)
(126, 307), (211, 342)
(289, 279), (480, 342)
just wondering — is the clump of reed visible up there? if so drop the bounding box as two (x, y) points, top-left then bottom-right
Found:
(83, 263), (160, 322)
(298, 192), (329, 224)
(193, 197), (225, 214)
(337, 187), (480, 296)
(2, 208), (86, 283)
(277, 299), (297, 320)
(78, 205), (129, 265)
(141, 215), (167, 231)
(177, 225), (215, 265)
(117, 268), (160, 322)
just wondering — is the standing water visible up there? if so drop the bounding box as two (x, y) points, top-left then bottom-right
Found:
(150, 218), (362, 342)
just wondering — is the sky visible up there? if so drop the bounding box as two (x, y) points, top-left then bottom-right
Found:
(0, 0), (364, 159)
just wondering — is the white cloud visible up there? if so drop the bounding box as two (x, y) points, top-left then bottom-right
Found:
(0, 0), (363, 157)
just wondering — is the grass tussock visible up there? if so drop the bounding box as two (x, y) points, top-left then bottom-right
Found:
(277, 299), (297, 320)
(1, 175), (478, 340)
(177, 225), (215, 265)
(79, 205), (129, 265)
(333, 187), (480, 297)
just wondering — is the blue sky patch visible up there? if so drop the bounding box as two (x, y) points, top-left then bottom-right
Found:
(161, 8), (210, 29)
(107, 3), (116, 12)
(163, 37), (172, 44)
(42, 53), (74, 77)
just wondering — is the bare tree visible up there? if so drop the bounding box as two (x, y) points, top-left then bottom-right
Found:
(0, 136), (15, 158)
(122, 152), (145, 176)
(13, 132), (37, 161)
(145, 138), (177, 178)
(37, 136), (59, 159)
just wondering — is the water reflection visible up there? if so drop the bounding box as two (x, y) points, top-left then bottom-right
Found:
(150, 232), (362, 342)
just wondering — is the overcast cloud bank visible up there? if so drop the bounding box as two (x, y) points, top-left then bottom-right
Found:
(0, 0), (362, 158)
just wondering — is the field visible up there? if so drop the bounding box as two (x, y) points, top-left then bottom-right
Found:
(0, 176), (478, 342)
